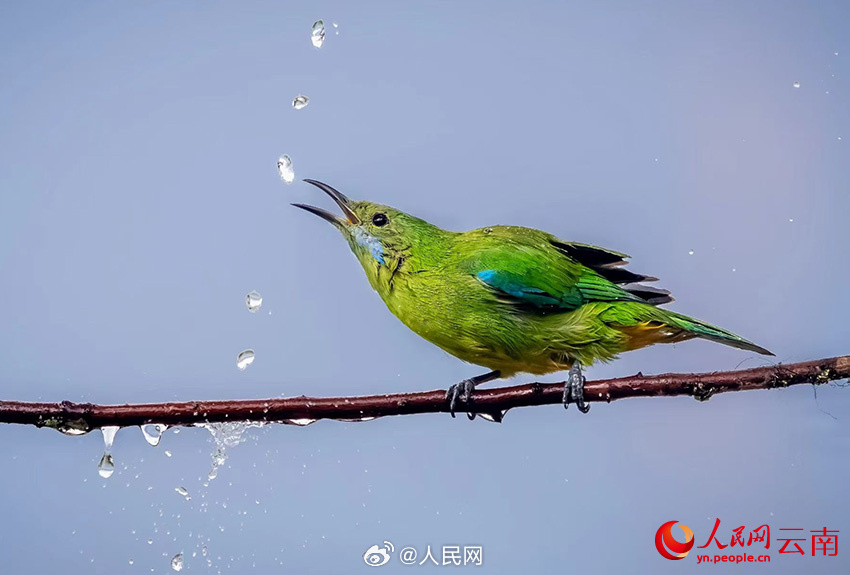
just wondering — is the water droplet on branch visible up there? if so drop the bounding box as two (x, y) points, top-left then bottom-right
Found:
(283, 418), (317, 426)
(140, 424), (168, 446)
(57, 419), (90, 436)
(102, 426), (118, 450)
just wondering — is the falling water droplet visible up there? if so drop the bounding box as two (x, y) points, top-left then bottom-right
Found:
(246, 291), (263, 313)
(237, 349), (255, 371)
(311, 20), (325, 48)
(333, 22), (339, 34)
(292, 95), (309, 110)
(688, 249), (694, 255)
(171, 553), (184, 572)
(164, 450), (172, 457)
(835, 52), (840, 56)
(277, 155), (294, 184)
(175, 486), (191, 501)
(793, 81), (801, 88)
(98, 453), (115, 478)
(140, 424), (168, 446)
(97, 426), (119, 478)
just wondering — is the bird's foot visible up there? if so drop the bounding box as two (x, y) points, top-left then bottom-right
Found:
(445, 370), (501, 419)
(562, 363), (590, 414)
(446, 379), (477, 419)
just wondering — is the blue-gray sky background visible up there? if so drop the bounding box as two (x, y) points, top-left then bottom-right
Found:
(0, 1), (848, 573)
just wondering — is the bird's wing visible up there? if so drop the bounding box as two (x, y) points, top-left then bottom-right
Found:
(549, 240), (673, 305)
(463, 229), (671, 313)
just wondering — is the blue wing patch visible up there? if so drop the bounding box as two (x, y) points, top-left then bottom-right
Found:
(476, 269), (579, 310)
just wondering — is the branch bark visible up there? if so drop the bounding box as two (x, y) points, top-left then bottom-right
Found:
(1, 355), (847, 434)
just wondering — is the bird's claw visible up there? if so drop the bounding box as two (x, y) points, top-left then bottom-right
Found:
(446, 378), (476, 418)
(563, 363), (590, 414)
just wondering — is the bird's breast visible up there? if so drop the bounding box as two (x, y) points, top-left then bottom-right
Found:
(373, 267), (524, 368)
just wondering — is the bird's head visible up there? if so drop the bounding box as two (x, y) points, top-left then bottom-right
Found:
(293, 179), (444, 281)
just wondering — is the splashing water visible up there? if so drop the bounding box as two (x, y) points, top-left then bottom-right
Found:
(246, 290), (263, 313)
(311, 20), (325, 48)
(277, 154), (294, 184)
(236, 349), (255, 371)
(201, 421), (264, 482)
(292, 95), (309, 110)
(171, 552), (184, 572)
(98, 426), (119, 478)
(140, 423), (168, 446)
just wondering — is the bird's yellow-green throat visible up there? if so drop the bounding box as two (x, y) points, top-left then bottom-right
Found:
(293, 179), (773, 389)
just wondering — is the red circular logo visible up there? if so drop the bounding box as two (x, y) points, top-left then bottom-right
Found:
(655, 520), (695, 560)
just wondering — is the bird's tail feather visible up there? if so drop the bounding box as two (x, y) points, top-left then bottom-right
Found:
(662, 310), (774, 356)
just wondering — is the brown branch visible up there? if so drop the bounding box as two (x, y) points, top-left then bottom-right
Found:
(1, 356), (848, 434)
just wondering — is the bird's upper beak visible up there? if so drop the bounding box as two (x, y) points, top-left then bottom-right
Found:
(292, 179), (360, 227)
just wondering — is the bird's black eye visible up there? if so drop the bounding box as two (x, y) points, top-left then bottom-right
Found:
(371, 213), (388, 227)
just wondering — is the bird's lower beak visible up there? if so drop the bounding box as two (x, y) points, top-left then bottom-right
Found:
(292, 179), (359, 226)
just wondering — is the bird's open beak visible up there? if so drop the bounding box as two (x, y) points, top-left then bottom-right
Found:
(292, 179), (360, 226)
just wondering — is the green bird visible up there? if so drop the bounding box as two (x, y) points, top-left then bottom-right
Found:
(294, 179), (773, 417)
